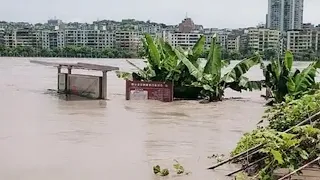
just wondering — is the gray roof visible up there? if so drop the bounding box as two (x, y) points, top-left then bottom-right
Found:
(30, 60), (119, 72)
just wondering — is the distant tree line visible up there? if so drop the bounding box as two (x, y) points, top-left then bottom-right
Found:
(1, 44), (319, 61)
(0, 45), (139, 58)
(210, 48), (320, 61)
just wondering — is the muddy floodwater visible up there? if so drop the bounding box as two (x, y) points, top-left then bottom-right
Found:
(0, 57), (312, 180)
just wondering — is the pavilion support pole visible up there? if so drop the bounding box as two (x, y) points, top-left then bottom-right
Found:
(66, 67), (72, 95)
(101, 71), (107, 100)
(58, 66), (61, 73)
(57, 66), (61, 92)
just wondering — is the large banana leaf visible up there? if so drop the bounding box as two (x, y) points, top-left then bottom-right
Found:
(175, 49), (202, 81)
(288, 63), (317, 94)
(221, 59), (231, 68)
(225, 76), (262, 92)
(162, 41), (178, 70)
(206, 34), (217, 62)
(203, 37), (221, 83)
(145, 34), (161, 67)
(222, 54), (261, 83)
(284, 51), (293, 71)
(189, 35), (205, 64)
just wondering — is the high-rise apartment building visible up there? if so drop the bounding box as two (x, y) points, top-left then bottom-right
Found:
(267, 0), (304, 32)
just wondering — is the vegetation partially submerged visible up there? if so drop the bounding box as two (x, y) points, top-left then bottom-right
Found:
(117, 34), (263, 101)
(153, 160), (190, 177)
(262, 51), (320, 103)
(232, 91), (320, 179)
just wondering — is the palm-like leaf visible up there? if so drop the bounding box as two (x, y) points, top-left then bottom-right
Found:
(175, 49), (202, 81)
(145, 34), (160, 67)
(222, 53), (261, 83)
(284, 51), (293, 71)
(189, 35), (206, 64)
(226, 76), (262, 92)
(203, 37), (221, 83)
(289, 63), (317, 93)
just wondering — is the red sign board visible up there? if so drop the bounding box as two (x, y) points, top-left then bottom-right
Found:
(126, 80), (173, 102)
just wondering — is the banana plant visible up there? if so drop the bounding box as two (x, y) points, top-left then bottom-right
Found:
(116, 33), (180, 82)
(176, 35), (262, 101)
(263, 51), (320, 103)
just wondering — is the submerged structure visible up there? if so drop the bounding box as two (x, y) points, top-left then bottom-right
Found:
(30, 60), (119, 100)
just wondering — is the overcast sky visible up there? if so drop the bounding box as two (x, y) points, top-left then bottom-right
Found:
(1, 0), (319, 28)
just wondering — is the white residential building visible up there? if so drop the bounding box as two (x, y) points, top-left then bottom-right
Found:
(227, 35), (241, 52)
(115, 31), (142, 52)
(248, 28), (281, 52)
(286, 30), (312, 54)
(167, 32), (202, 49)
(4, 28), (40, 48)
(40, 30), (50, 49)
(204, 33), (228, 49)
(64, 29), (114, 49)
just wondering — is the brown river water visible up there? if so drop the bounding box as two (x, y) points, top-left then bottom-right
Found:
(0, 57), (312, 180)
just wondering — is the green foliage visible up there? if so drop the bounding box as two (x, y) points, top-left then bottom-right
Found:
(232, 92), (320, 179)
(117, 33), (262, 101)
(263, 51), (320, 103)
(264, 91), (320, 131)
(233, 125), (320, 179)
(235, 172), (251, 180)
(183, 42), (262, 101)
(152, 165), (169, 176)
(153, 165), (161, 174)
(173, 160), (185, 174)
(153, 160), (189, 177)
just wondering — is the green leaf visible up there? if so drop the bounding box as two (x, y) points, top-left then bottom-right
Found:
(175, 49), (202, 81)
(271, 150), (284, 165)
(299, 149), (309, 160)
(226, 77), (262, 92)
(293, 63), (316, 93)
(115, 71), (133, 81)
(204, 36), (221, 82)
(145, 34), (160, 67)
(284, 51), (293, 71)
(207, 34), (217, 61)
(287, 77), (296, 93)
(160, 169), (169, 176)
(173, 162), (185, 175)
(222, 54), (261, 83)
(203, 84), (214, 92)
(221, 59), (231, 68)
(190, 35), (205, 62)
(153, 165), (161, 174)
